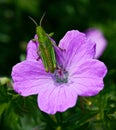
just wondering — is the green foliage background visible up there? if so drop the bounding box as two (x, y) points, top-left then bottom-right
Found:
(0, 0), (116, 130)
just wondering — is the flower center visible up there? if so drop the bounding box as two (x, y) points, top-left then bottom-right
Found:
(54, 67), (69, 83)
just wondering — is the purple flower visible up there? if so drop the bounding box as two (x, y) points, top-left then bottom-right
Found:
(11, 30), (107, 114)
(85, 28), (107, 58)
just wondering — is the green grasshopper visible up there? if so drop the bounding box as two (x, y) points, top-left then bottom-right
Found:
(29, 15), (56, 73)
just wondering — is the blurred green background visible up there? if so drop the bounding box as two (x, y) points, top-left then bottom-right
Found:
(0, 0), (116, 130)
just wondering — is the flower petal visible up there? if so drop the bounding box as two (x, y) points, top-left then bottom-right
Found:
(38, 83), (78, 114)
(59, 30), (96, 69)
(26, 39), (39, 61)
(69, 59), (107, 96)
(85, 28), (107, 58)
(54, 46), (66, 67)
(59, 30), (84, 50)
(11, 60), (53, 96)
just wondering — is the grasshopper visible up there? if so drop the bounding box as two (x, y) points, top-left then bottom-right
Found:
(29, 15), (56, 73)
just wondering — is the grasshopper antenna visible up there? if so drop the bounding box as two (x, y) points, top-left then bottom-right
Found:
(28, 16), (38, 26)
(39, 12), (46, 26)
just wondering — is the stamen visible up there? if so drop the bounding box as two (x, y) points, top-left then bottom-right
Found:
(54, 67), (69, 83)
